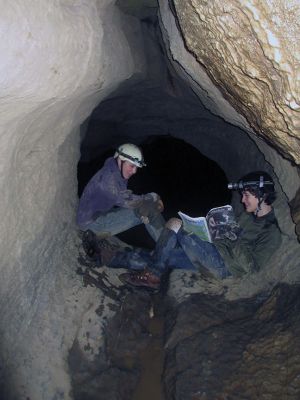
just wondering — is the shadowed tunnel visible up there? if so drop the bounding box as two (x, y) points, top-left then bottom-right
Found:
(78, 135), (232, 249)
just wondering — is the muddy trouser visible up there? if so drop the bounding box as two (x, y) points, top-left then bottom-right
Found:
(80, 206), (165, 243)
(147, 228), (230, 278)
(173, 228), (231, 279)
(108, 227), (230, 279)
(108, 227), (194, 272)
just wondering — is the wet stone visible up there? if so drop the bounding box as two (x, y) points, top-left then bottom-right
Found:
(69, 281), (156, 400)
(163, 283), (300, 400)
(72, 252), (300, 400)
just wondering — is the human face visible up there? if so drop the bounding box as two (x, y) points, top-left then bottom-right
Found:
(241, 190), (259, 213)
(121, 160), (138, 179)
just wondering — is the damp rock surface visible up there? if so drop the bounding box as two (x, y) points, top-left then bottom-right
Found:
(71, 247), (300, 400)
(70, 259), (160, 400)
(163, 283), (300, 400)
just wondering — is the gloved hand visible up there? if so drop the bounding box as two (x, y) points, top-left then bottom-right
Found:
(144, 192), (164, 213)
(135, 199), (159, 218)
(135, 196), (164, 222)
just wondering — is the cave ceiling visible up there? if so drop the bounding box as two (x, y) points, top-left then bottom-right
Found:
(168, 0), (300, 165)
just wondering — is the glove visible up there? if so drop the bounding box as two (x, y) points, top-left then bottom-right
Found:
(135, 198), (163, 221)
(135, 199), (158, 218)
(145, 192), (160, 202)
(144, 193), (164, 212)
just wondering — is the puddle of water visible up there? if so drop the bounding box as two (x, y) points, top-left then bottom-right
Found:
(132, 300), (165, 400)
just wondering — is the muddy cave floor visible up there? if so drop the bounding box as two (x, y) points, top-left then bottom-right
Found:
(71, 235), (300, 400)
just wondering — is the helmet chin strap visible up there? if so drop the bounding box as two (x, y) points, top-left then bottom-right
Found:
(255, 193), (265, 217)
(120, 160), (126, 179)
(255, 201), (262, 217)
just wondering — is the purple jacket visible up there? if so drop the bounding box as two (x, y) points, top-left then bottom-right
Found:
(77, 157), (148, 228)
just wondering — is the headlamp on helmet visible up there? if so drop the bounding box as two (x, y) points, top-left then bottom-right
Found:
(228, 171), (276, 205)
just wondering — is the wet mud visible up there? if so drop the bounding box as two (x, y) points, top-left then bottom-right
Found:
(71, 259), (300, 400)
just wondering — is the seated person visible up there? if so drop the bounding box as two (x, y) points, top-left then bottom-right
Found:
(77, 143), (165, 247)
(101, 171), (282, 289)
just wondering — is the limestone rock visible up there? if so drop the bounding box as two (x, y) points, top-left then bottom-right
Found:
(0, 1), (146, 399)
(164, 284), (300, 399)
(161, 0), (300, 164)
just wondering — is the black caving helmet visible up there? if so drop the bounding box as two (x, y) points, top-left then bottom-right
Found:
(228, 171), (276, 205)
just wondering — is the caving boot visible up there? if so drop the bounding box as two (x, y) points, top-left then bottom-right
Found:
(119, 269), (161, 290)
(82, 230), (118, 265)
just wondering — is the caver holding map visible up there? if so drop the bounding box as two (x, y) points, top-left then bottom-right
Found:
(100, 171), (282, 289)
(113, 171), (281, 288)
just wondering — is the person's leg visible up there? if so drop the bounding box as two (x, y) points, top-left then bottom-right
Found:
(144, 212), (165, 242)
(107, 228), (182, 273)
(83, 208), (145, 237)
(108, 246), (151, 271)
(177, 229), (231, 279)
(150, 227), (196, 275)
(83, 207), (164, 243)
(118, 227), (196, 290)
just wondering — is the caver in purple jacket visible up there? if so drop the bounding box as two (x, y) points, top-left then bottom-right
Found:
(77, 157), (154, 229)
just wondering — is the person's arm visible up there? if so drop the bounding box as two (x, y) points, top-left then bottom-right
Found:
(101, 166), (164, 213)
(99, 171), (152, 209)
(115, 190), (163, 210)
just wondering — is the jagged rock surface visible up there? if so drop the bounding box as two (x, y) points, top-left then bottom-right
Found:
(164, 0), (300, 165)
(164, 284), (300, 400)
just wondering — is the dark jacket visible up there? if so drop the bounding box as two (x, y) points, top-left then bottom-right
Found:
(77, 157), (148, 228)
(214, 209), (282, 276)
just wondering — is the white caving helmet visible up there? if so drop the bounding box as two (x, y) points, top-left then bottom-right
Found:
(114, 143), (146, 168)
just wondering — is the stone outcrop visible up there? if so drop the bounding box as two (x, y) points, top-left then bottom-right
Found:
(161, 0), (300, 165)
(164, 283), (300, 399)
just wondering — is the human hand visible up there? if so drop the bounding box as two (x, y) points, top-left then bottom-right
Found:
(147, 193), (164, 212)
(141, 216), (150, 224)
(157, 199), (164, 212)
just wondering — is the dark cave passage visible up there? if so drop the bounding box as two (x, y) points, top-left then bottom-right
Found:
(77, 135), (231, 248)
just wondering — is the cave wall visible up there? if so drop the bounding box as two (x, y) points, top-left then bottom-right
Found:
(0, 1), (146, 399)
(162, 0), (300, 164)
